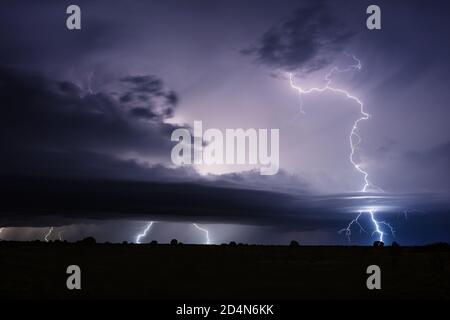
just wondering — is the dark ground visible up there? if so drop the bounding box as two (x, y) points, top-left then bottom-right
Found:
(0, 242), (449, 299)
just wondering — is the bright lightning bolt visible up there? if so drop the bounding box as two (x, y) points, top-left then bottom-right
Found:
(44, 227), (54, 242)
(289, 54), (394, 243)
(193, 223), (211, 245)
(135, 221), (154, 244)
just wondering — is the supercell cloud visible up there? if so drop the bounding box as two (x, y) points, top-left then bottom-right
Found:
(0, 0), (449, 244)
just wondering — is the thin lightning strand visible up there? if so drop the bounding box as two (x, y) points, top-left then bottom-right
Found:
(193, 223), (211, 244)
(289, 54), (394, 243)
(378, 220), (395, 239)
(135, 221), (154, 244)
(338, 212), (368, 241)
(44, 227), (54, 242)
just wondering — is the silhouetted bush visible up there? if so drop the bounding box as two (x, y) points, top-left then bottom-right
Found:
(391, 241), (400, 247)
(122, 241), (128, 245)
(79, 237), (96, 245)
(229, 241), (237, 247)
(425, 242), (450, 251)
(289, 240), (300, 247)
(170, 239), (178, 245)
(150, 240), (158, 245)
(373, 241), (384, 247)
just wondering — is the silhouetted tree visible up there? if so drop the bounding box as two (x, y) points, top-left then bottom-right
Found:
(80, 237), (96, 245)
(170, 239), (178, 245)
(391, 241), (400, 247)
(229, 241), (237, 247)
(289, 240), (300, 247)
(373, 240), (384, 247)
(150, 240), (158, 245)
(122, 241), (128, 245)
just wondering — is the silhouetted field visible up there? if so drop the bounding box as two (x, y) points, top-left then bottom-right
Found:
(0, 241), (449, 299)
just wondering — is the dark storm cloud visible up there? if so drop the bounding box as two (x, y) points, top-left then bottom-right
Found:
(217, 169), (310, 194)
(242, 1), (354, 73)
(1, 175), (449, 234)
(118, 75), (178, 121)
(0, 66), (183, 179)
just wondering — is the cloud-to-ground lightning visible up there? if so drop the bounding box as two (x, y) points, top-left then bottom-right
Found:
(193, 223), (211, 244)
(135, 221), (154, 244)
(339, 212), (368, 241)
(289, 54), (394, 243)
(44, 227), (54, 242)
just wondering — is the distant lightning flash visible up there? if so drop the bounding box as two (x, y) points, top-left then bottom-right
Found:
(44, 227), (54, 242)
(135, 221), (154, 244)
(338, 212), (368, 241)
(289, 54), (394, 243)
(193, 223), (211, 244)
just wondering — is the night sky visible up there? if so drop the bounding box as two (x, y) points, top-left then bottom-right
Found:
(1, 0), (449, 245)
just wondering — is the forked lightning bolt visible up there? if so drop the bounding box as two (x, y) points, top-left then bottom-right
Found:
(135, 221), (154, 244)
(289, 54), (394, 243)
(193, 223), (211, 244)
